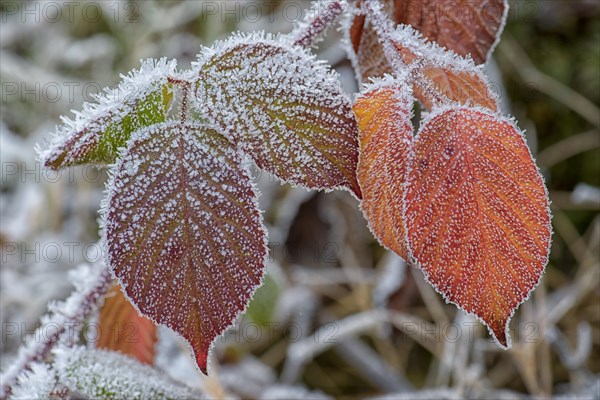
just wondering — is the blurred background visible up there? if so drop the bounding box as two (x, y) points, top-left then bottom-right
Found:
(1, 0), (599, 398)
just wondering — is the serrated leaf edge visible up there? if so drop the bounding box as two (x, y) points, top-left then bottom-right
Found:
(192, 30), (361, 198)
(402, 104), (553, 348)
(99, 120), (269, 374)
(37, 58), (177, 168)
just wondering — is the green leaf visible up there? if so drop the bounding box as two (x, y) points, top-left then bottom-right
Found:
(41, 58), (176, 170)
(54, 346), (200, 399)
(195, 32), (361, 197)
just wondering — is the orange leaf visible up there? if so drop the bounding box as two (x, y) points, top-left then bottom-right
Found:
(354, 80), (413, 260)
(347, 4), (499, 111)
(97, 284), (157, 365)
(404, 107), (551, 347)
(388, 28), (499, 111)
(413, 63), (499, 111)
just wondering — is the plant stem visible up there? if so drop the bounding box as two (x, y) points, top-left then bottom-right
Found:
(291, 0), (348, 48)
(0, 263), (112, 399)
(167, 77), (192, 123)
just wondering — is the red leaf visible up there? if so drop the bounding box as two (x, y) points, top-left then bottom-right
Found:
(196, 33), (361, 197)
(354, 79), (413, 260)
(387, 28), (499, 111)
(104, 121), (267, 373)
(404, 107), (551, 346)
(97, 283), (157, 365)
(392, 0), (507, 64)
(347, 7), (499, 111)
(346, 0), (507, 83)
(412, 62), (499, 111)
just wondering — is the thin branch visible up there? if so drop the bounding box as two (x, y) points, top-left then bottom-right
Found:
(290, 0), (347, 48)
(537, 130), (600, 168)
(498, 34), (600, 128)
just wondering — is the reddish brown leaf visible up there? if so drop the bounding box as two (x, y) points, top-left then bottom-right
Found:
(347, 7), (393, 83)
(347, 6), (499, 111)
(413, 63), (499, 111)
(196, 33), (361, 197)
(393, 0), (507, 64)
(404, 107), (551, 347)
(346, 0), (507, 82)
(388, 30), (499, 110)
(104, 121), (267, 374)
(354, 79), (413, 260)
(97, 283), (157, 365)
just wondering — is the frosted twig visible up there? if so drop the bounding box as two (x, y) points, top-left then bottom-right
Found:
(281, 309), (442, 383)
(281, 309), (390, 383)
(0, 263), (112, 399)
(290, 0), (347, 48)
(542, 263), (599, 329)
(373, 252), (405, 308)
(411, 267), (450, 325)
(334, 337), (411, 392)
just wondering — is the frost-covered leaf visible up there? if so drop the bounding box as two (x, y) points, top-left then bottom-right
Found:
(345, 0), (507, 82)
(0, 263), (112, 399)
(404, 107), (552, 347)
(413, 63), (498, 111)
(53, 346), (201, 399)
(103, 121), (267, 374)
(195, 32), (361, 197)
(387, 26), (498, 111)
(11, 363), (56, 400)
(392, 0), (508, 64)
(40, 58), (176, 169)
(354, 77), (413, 260)
(97, 283), (157, 365)
(344, 0), (395, 83)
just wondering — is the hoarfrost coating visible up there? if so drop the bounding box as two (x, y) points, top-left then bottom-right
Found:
(194, 31), (361, 197)
(102, 122), (268, 374)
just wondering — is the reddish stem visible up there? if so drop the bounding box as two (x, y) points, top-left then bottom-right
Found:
(292, 0), (347, 48)
(167, 76), (192, 123)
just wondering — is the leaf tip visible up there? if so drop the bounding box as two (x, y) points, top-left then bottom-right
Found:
(194, 351), (209, 375)
(487, 317), (511, 349)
